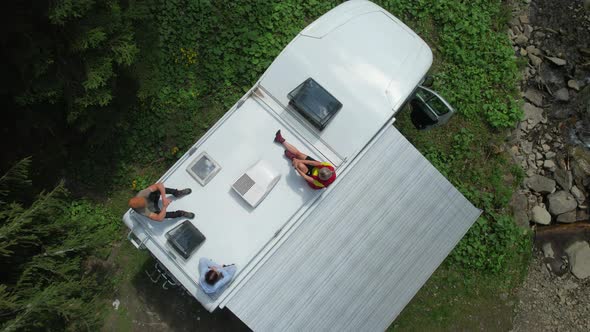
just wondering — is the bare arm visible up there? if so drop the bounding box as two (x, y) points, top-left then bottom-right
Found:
(296, 168), (315, 184)
(148, 182), (170, 206)
(297, 159), (322, 167)
(149, 205), (167, 222)
(155, 182), (167, 197)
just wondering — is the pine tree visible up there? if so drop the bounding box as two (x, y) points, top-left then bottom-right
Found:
(2, 0), (146, 130)
(0, 158), (115, 331)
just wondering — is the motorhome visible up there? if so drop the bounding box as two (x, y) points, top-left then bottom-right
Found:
(123, 1), (481, 330)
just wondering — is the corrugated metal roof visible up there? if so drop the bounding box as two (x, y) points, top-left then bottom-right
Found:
(225, 126), (481, 331)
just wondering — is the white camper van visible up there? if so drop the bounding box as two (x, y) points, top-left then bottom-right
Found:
(123, 1), (480, 330)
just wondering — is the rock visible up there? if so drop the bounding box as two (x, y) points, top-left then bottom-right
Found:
(523, 103), (544, 127)
(529, 53), (542, 66)
(567, 79), (580, 91)
(515, 34), (528, 46)
(527, 122), (535, 131)
(507, 28), (515, 39)
(518, 121), (528, 134)
(556, 210), (577, 223)
(542, 144), (550, 152)
(578, 209), (589, 221)
(112, 299), (120, 310)
(519, 15), (530, 25)
(526, 45), (542, 56)
(525, 174), (556, 193)
(531, 205), (552, 225)
(511, 25), (521, 36)
(571, 147), (590, 187)
(534, 31), (546, 39)
(540, 65), (564, 89)
(571, 186), (586, 205)
(574, 119), (590, 148)
(580, 47), (590, 56)
(549, 106), (574, 120)
(519, 48), (528, 56)
(523, 24), (534, 38)
(545, 151), (556, 159)
(521, 140), (534, 154)
(535, 152), (543, 159)
(542, 242), (555, 258)
(545, 56), (567, 66)
(548, 191), (578, 215)
(510, 192), (530, 229)
(543, 160), (556, 171)
(565, 241), (590, 279)
(553, 168), (573, 191)
(524, 88), (544, 107)
(554, 88), (570, 102)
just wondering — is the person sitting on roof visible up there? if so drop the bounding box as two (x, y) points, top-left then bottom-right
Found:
(274, 130), (336, 189)
(198, 257), (237, 296)
(128, 182), (195, 221)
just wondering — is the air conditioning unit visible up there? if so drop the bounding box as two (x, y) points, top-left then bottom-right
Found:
(232, 160), (281, 208)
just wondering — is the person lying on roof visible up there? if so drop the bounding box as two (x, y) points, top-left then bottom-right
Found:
(128, 182), (195, 221)
(198, 257), (237, 296)
(274, 130), (336, 189)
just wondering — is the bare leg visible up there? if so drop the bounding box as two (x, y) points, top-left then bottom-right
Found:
(282, 141), (307, 160)
(295, 160), (309, 174)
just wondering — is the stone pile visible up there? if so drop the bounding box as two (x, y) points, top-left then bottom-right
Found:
(506, 2), (590, 280)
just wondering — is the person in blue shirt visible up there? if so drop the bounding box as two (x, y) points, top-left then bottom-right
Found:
(198, 258), (237, 296)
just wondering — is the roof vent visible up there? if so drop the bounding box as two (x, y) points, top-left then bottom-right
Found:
(232, 160), (280, 208)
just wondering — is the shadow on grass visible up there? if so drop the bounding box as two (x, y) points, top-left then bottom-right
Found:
(129, 256), (250, 332)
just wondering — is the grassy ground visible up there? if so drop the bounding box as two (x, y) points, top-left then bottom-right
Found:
(87, 0), (533, 330)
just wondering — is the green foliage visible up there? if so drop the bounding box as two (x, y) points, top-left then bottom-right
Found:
(0, 157), (32, 203)
(48, 0), (94, 25)
(377, 0), (522, 128)
(409, 126), (529, 272)
(450, 214), (529, 272)
(9, 0), (146, 129)
(385, 0), (529, 275)
(144, 0), (336, 112)
(131, 174), (157, 192)
(0, 160), (119, 331)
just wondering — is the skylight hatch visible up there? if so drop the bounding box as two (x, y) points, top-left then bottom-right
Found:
(187, 152), (221, 186)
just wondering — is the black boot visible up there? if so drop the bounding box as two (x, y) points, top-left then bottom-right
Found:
(180, 211), (195, 219)
(174, 188), (192, 197)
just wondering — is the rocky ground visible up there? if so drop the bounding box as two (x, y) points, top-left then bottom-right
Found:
(513, 252), (590, 331)
(508, 0), (590, 330)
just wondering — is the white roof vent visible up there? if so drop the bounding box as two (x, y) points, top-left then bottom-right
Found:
(232, 160), (281, 208)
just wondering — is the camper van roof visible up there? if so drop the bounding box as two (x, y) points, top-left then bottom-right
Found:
(260, 1), (432, 160)
(121, 1), (464, 322)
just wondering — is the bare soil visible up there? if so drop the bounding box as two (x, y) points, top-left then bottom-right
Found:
(101, 240), (249, 332)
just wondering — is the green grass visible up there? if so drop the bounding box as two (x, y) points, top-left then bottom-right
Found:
(391, 260), (530, 331)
